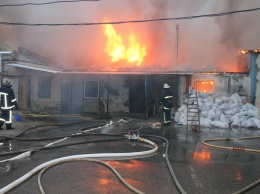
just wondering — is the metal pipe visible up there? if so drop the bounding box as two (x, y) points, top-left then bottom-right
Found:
(250, 52), (257, 105)
(145, 75), (148, 119)
(0, 54), (2, 74)
(106, 74), (110, 117)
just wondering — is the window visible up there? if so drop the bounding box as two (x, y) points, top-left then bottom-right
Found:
(84, 80), (99, 98)
(196, 80), (214, 93)
(38, 76), (51, 98)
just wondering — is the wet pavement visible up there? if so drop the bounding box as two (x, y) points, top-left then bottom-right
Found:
(0, 114), (259, 194)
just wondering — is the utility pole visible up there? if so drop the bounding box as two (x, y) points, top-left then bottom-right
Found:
(175, 25), (179, 70)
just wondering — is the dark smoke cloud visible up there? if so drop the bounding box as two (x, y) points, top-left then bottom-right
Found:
(0, 0), (260, 72)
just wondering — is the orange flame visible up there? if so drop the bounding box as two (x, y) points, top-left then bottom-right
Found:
(103, 24), (147, 66)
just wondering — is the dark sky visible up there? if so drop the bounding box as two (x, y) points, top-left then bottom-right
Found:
(0, 0), (260, 71)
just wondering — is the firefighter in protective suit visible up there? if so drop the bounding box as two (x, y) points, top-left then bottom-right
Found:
(0, 78), (18, 130)
(160, 83), (173, 126)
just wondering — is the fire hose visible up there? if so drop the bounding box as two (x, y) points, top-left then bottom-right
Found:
(202, 136), (260, 194)
(0, 135), (158, 194)
(202, 136), (260, 153)
(37, 158), (145, 194)
(0, 117), (188, 194)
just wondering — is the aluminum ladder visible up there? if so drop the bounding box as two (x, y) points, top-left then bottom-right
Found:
(186, 91), (201, 138)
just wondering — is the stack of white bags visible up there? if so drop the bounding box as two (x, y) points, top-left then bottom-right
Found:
(174, 91), (260, 129)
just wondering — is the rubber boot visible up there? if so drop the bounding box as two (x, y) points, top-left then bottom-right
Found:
(6, 124), (15, 130)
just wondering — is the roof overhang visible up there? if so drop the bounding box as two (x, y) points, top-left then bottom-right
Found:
(61, 71), (248, 75)
(5, 62), (62, 73)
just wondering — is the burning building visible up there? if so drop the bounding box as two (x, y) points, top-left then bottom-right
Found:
(1, 9), (260, 116)
(1, 46), (259, 118)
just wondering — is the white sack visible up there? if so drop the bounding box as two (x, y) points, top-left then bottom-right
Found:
(246, 118), (256, 128)
(247, 109), (259, 118)
(220, 114), (230, 124)
(211, 121), (229, 128)
(220, 96), (230, 103)
(174, 111), (180, 123)
(240, 116), (249, 127)
(215, 97), (222, 105)
(252, 118), (260, 129)
(178, 112), (187, 125)
(215, 108), (222, 120)
(230, 93), (242, 103)
(208, 109), (216, 120)
(242, 103), (256, 111)
(219, 103), (229, 111)
(198, 92), (208, 99)
(200, 110), (208, 118)
(178, 105), (187, 113)
(230, 116), (241, 127)
(200, 117), (212, 127)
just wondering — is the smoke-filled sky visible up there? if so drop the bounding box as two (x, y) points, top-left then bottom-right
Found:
(0, 0), (260, 72)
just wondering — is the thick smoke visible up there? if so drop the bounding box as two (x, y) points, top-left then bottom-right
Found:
(0, 17), (18, 50)
(0, 0), (260, 71)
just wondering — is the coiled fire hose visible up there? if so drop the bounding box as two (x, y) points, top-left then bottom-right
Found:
(202, 136), (260, 153)
(0, 136), (158, 194)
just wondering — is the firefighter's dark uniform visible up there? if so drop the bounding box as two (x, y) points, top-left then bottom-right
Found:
(160, 84), (173, 126)
(0, 79), (17, 130)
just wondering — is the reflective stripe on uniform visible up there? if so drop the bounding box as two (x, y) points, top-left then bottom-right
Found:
(164, 96), (173, 99)
(163, 106), (171, 110)
(163, 112), (171, 123)
(1, 105), (15, 110)
(0, 92), (16, 109)
(5, 110), (12, 124)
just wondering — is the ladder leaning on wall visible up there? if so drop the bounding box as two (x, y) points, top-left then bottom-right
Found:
(186, 90), (201, 137)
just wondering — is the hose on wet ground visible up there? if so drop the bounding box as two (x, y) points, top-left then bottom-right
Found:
(13, 110), (93, 121)
(0, 136), (158, 194)
(0, 117), (187, 194)
(202, 136), (260, 153)
(37, 158), (145, 194)
(202, 136), (260, 193)
(4, 119), (108, 138)
(0, 123), (111, 141)
(233, 178), (260, 194)
(143, 134), (187, 194)
(0, 136), (125, 157)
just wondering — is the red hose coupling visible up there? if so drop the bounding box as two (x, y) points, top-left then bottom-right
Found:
(232, 147), (245, 151)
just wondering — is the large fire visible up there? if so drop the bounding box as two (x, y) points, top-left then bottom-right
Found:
(103, 24), (147, 66)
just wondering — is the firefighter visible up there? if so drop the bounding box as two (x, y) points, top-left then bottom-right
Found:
(0, 78), (18, 130)
(160, 83), (173, 126)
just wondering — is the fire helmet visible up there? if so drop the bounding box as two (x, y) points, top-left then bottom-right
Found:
(2, 78), (11, 87)
(163, 83), (170, 88)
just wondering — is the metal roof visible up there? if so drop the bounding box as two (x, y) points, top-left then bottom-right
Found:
(6, 62), (62, 73)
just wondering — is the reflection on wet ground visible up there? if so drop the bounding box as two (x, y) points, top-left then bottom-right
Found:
(0, 117), (259, 194)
